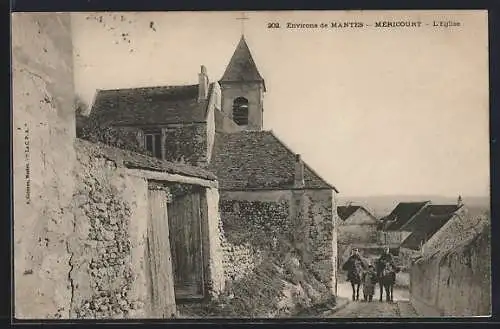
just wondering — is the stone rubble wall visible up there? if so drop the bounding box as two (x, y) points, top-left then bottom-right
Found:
(410, 220), (491, 316)
(70, 140), (150, 319)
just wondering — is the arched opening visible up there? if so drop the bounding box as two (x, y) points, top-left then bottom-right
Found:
(232, 97), (249, 126)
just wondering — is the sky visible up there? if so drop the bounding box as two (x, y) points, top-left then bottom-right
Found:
(71, 10), (490, 197)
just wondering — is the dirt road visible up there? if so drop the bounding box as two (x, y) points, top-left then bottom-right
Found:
(327, 299), (419, 318)
(336, 281), (410, 302)
(328, 280), (419, 318)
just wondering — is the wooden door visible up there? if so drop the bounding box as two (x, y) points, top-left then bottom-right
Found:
(147, 188), (177, 317)
(168, 190), (205, 300)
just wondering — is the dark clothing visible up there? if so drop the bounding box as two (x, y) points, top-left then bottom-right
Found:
(379, 252), (394, 264)
(376, 252), (395, 274)
(376, 252), (397, 285)
(362, 269), (378, 299)
(342, 255), (366, 283)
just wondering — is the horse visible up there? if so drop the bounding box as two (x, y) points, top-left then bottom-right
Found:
(376, 260), (399, 302)
(342, 257), (366, 301)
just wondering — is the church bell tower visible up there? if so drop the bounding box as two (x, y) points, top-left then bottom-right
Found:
(219, 35), (266, 131)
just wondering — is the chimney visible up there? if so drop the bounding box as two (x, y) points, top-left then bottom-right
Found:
(294, 154), (305, 188)
(198, 65), (209, 102)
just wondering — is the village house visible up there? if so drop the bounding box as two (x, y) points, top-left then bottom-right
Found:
(398, 203), (464, 268)
(337, 205), (379, 246)
(81, 35), (340, 301)
(377, 201), (430, 249)
(336, 205), (379, 268)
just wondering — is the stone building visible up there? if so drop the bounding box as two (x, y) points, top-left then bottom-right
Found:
(337, 205), (379, 245)
(82, 35), (340, 298)
(13, 13), (225, 319)
(336, 205), (379, 266)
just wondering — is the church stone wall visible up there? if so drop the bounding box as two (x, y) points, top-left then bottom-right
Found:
(291, 189), (337, 294)
(214, 109), (243, 133)
(220, 82), (264, 131)
(219, 189), (337, 296)
(12, 12), (77, 319)
(162, 123), (208, 167)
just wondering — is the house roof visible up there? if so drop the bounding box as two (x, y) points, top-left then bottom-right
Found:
(220, 36), (266, 90)
(400, 205), (460, 250)
(89, 84), (209, 126)
(337, 206), (361, 220)
(209, 131), (336, 191)
(75, 138), (217, 181)
(337, 206), (362, 221)
(382, 201), (430, 231)
(401, 204), (461, 232)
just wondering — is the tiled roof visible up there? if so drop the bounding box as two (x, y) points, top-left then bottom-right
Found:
(337, 206), (361, 221)
(209, 131), (336, 191)
(382, 201), (430, 231)
(89, 84), (207, 126)
(75, 138), (217, 181)
(400, 205), (460, 250)
(220, 36), (266, 89)
(401, 204), (461, 232)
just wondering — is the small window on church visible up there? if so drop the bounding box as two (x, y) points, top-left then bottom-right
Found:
(144, 131), (162, 159)
(233, 97), (249, 126)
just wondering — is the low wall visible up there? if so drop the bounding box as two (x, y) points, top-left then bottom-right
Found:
(70, 140), (151, 318)
(410, 221), (491, 317)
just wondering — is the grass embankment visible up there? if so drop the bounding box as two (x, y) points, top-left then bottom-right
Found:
(179, 242), (336, 318)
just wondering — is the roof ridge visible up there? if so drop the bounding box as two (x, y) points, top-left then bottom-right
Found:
(98, 83), (199, 93)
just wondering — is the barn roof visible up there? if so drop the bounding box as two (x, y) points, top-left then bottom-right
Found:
(75, 138), (217, 181)
(209, 130), (336, 191)
(382, 201), (430, 231)
(88, 83), (213, 126)
(400, 205), (460, 250)
(220, 35), (266, 90)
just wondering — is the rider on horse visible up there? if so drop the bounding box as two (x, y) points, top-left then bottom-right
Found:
(376, 247), (395, 271)
(342, 248), (367, 301)
(343, 248), (366, 282)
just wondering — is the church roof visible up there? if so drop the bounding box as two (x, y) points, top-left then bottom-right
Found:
(209, 130), (337, 191)
(89, 84), (210, 126)
(220, 36), (266, 89)
(400, 205), (460, 250)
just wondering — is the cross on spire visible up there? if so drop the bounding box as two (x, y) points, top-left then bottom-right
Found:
(236, 12), (249, 35)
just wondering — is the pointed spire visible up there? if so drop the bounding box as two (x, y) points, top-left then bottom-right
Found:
(220, 35), (266, 90)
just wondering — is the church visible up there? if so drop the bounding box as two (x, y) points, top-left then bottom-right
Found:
(82, 33), (340, 303)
